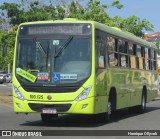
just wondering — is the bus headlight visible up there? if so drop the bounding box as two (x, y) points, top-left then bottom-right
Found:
(14, 86), (25, 101)
(75, 86), (92, 101)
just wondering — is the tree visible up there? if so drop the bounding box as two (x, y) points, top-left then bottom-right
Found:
(112, 15), (154, 37)
(0, 0), (66, 26)
(0, 28), (16, 71)
(66, 0), (154, 38)
(0, 31), (5, 70)
(0, 2), (20, 28)
(68, 0), (123, 26)
(83, 0), (111, 23)
(68, 0), (84, 18)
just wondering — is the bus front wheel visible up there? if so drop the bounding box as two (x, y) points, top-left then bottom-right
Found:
(97, 95), (114, 123)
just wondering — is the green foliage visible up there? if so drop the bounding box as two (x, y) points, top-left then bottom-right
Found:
(112, 15), (154, 37)
(0, 0), (65, 25)
(0, 29), (16, 71)
(83, 0), (110, 23)
(68, 0), (84, 18)
(0, 31), (5, 70)
(111, 0), (123, 9)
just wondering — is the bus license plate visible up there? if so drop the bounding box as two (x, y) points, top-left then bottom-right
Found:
(42, 108), (57, 114)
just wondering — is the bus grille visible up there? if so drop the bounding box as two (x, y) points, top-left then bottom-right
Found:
(28, 103), (72, 112)
(21, 85), (79, 93)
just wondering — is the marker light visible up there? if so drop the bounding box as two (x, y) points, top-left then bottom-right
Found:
(75, 86), (92, 101)
(14, 86), (25, 100)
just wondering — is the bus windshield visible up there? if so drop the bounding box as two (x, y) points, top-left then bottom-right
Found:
(16, 36), (91, 84)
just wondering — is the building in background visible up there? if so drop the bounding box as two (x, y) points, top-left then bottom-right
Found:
(144, 32), (160, 54)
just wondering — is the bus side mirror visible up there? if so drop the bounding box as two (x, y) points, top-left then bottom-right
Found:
(2, 44), (7, 56)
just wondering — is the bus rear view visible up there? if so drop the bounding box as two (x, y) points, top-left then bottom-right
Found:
(12, 20), (96, 121)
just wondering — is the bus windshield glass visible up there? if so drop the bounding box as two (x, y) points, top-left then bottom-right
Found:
(16, 24), (92, 84)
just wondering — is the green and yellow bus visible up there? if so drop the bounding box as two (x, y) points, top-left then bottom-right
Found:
(12, 18), (158, 122)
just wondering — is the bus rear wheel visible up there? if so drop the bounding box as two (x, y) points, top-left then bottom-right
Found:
(137, 93), (146, 113)
(107, 99), (112, 121)
(41, 113), (58, 122)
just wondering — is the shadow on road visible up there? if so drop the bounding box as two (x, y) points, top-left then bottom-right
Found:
(20, 105), (160, 128)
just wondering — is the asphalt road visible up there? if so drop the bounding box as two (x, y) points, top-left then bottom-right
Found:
(0, 100), (160, 138)
(0, 99), (160, 130)
(0, 83), (12, 95)
(0, 84), (160, 139)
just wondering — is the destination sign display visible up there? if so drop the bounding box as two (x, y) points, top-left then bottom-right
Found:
(19, 24), (92, 36)
(28, 26), (83, 34)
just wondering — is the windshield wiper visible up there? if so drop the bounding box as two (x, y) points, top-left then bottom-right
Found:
(35, 38), (47, 57)
(54, 36), (73, 58)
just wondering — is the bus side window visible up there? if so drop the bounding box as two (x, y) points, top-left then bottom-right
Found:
(95, 30), (106, 68)
(119, 39), (127, 54)
(120, 55), (126, 67)
(145, 60), (149, 70)
(154, 50), (157, 70)
(141, 47), (145, 57)
(150, 50), (157, 70)
(108, 52), (118, 67)
(136, 45), (141, 57)
(148, 49), (151, 70)
(139, 57), (143, 70)
(107, 36), (119, 67)
(133, 44), (136, 55)
(99, 43), (106, 68)
(130, 56), (136, 69)
(134, 44), (138, 69)
(141, 47), (145, 70)
(136, 45), (144, 70)
(128, 42), (134, 55)
(145, 48), (148, 59)
(144, 48), (149, 70)
(107, 36), (116, 51)
(96, 42), (105, 68)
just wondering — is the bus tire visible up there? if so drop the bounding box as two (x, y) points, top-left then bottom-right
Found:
(41, 114), (58, 122)
(98, 92), (115, 123)
(129, 88), (147, 114)
(137, 92), (146, 113)
(106, 97), (112, 121)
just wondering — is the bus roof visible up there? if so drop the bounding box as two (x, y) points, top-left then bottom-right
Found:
(19, 18), (157, 49)
(94, 21), (157, 49)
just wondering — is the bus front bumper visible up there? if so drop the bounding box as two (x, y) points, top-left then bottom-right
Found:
(13, 96), (95, 114)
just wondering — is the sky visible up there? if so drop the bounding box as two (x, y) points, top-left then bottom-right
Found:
(104, 0), (160, 33)
(0, 0), (159, 34)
